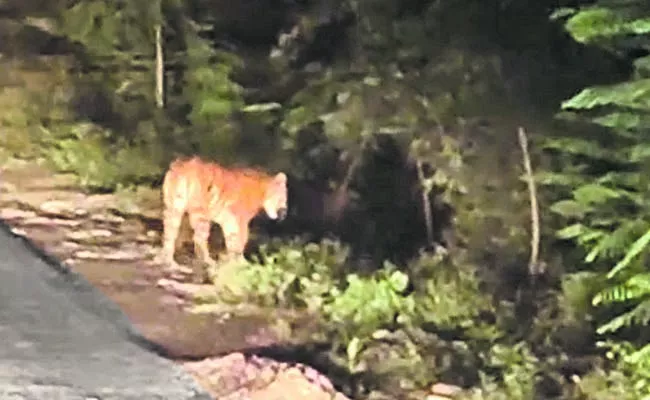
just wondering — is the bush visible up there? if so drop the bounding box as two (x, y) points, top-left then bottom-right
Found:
(191, 239), (523, 396)
(43, 123), (163, 190)
(206, 238), (349, 309)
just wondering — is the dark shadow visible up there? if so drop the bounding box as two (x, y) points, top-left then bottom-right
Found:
(0, 19), (80, 57)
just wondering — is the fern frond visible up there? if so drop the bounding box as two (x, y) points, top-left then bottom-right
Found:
(542, 137), (621, 161)
(628, 144), (650, 163)
(557, 223), (590, 240)
(535, 171), (587, 187)
(593, 273), (650, 306)
(572, 183), (624, 206)
(562, 79), (650, 112)
(565, 7), (650, 44)
(550, 200), (593, 219)
(597, 171), (642, 189)
(584, 220), (649, 263)
(624, 342), (650, 367)
(635, 56), (650, 74)
(593, 111), (650, 131)
(609, 228), (650, 278)
(596, 299), (650, 334)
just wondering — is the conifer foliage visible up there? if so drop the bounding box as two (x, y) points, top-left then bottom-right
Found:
(547, 0), (650, 388)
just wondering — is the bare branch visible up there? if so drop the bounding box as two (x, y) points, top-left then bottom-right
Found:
(416, 159), (435, 246)
(517, 127), (542, 276)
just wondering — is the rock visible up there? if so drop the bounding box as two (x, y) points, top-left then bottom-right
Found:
(156, 278), (210, 298)
(429, 382), (463, 398)
(66, 229), (114, 241)
(90, 213), (125, 224)
(39, 200), (75, 216)
(9, 227), (27, 236)
(0, 208), (37, 220)
(1, 181), (17, 193)
(61, 241), (82, 250)
(22, 216), (82, 227)
(74, 249), (146, 261)
(182, 353), (350, 400)
(160, 295), (185, 306)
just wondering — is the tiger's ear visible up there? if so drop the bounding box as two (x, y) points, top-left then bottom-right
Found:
(274, 172), (287, 185)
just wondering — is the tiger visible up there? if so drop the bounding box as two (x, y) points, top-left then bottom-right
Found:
(160, 156), (288, 269)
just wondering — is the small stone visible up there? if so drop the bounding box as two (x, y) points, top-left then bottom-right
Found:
(0, 208), (37, 220)
(1, 181), (17, 192)
(67, 229), (114, 241)
(160, 295), (185, 306)
(90, 213), (125, 224)
(10, 227), (27, 236)
(430, 382), (463, 397)
(74, 250), (103, 260)
(61, 241), (81, 249)
(39, 200), (71, 215)
(22, 216), (81, 227)
(106, 249), (146, 261)
(74, 249), (142, 261)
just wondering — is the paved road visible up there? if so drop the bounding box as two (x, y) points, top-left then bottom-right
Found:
(0, 221), (213, 400)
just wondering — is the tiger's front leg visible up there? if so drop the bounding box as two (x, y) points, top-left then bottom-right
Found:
(220, 213), (250, 263)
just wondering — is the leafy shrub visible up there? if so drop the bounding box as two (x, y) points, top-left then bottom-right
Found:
(209, 238), (348, 309)
(411, 252), (495, 333)
(323, 265), (415, 371)
(464, 342), (540, 400)
(198, 239), (511, 395)
(591, 340), (650, 397)
(43, 123), (163, 190)
(573, 356), (647, 400)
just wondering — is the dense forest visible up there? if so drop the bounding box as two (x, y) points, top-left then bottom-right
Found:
(1, 0), (650, 398)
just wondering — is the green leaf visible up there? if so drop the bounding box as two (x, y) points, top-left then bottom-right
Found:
(550, 199), (592, 218)
(573, 183), (623, 205)
(596, 300), (650, 334)
(550, 7), (577, 21)
(347, 336), (363, 366)
(628, 145), (650, 162)
(197, 98), (234, 118)
(535, 171), (586, 187)
(320, 112), (349, 139)
(556, 223), (587, 240)
(388, 270), (409, 292)
(541, 137), (617, 160)
(566, 7), (650, 44)
(634, 55), (650, 73)
(562, 79), (650, 112)
(592, 112), (648, 131)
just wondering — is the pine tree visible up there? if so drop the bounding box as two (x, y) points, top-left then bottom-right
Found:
(546, 1), (650, 389)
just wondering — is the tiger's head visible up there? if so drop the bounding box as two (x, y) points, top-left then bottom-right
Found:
(263, 172), (288, 221)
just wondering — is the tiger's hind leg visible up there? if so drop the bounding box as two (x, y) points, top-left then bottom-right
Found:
(187, 209), (219, 284)
(188, 209), (218, 267)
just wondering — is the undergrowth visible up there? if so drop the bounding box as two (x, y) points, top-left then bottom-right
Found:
(185, 239), (539, 398)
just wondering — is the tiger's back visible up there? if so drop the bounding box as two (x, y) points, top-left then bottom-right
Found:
(161, 156), (288, 269)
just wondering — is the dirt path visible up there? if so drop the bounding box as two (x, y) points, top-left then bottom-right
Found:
(0, 159), (348, 400)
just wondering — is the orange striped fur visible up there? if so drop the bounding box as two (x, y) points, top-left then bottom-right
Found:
(161, 156), (288, 267)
